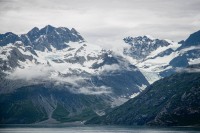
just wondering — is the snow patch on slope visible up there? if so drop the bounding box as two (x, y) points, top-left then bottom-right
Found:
(140, 70), (161, 84)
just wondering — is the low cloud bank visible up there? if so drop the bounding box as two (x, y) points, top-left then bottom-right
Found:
(6, 64), (112, 95)
(6, 64), (53, 81)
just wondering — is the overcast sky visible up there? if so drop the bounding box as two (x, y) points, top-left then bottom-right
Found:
(0, 0), (200, 47)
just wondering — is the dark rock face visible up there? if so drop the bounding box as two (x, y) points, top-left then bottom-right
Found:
(91, 69), (149, 96)
(86, 69), (200, 126)
(184, 30), (200, 46)
(92, 53), (119, 69)
(0, 32), (21, 46)
(0, 25), (84, 51)
(178, 30), (200, 50)
(169, 55), (189, 68)
(156, 48), (174, 57)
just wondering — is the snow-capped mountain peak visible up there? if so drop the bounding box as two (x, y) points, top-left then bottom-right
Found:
(0, 25), (85, 52)
(123, 32), (200, 83)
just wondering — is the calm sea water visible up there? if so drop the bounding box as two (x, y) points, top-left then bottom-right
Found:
(0, 125), (200, 133)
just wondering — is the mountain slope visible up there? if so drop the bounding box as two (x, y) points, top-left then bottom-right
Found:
(0, 85), (111, 124)
(86, 65), (200, 126)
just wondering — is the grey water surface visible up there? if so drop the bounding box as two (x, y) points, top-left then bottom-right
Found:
(0, 125), (200, 133)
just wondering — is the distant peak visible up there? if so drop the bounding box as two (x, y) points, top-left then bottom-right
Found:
(39, 25), (56, 35)
(45, 25), (55, 29)
(28, 27), (39, 34)
(5, 32), (16, 36)
(144, 35), (155, 40)
(71, 28), (79, 34)
(123, 35), (155, 44)
(43, 25), (55, 31)
(123, 36), (133, 43)
(32, 27), (39, 31)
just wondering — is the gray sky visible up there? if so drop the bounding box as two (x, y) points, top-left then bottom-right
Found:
(0, 0), (200, 47)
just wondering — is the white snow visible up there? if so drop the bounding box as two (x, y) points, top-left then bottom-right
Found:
(140, 70), (161, 84)
(25, 35), (32, 45)
(146, 52), (178, 64)
(0, 43), (15, 60)
(146, 42), (180, 59)
(18, 47), (33, 56)
(130, 92), (140, 98)
(55, 30), (60, 35)
(138, 84), (147, 91)
(129, 84), (147, 98)
(189, 58), (200, 65)
(179, 46), (200, 54)
(136, 51), (179, 73)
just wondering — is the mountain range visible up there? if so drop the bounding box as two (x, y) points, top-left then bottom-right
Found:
(0, 25), (148, 124)
(0, 25), (200, 124)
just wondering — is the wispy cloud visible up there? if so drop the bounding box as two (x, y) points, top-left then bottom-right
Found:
(98, 64), (121, 74)
(176, 67), (200, 73)
(74, 86), (112, 95)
